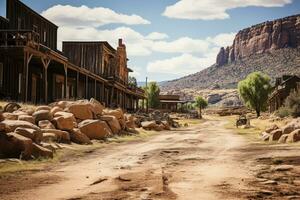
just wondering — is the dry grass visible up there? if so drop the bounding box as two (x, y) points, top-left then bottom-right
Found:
(0, 100), (38, 110)
(175, 118), (206, 126)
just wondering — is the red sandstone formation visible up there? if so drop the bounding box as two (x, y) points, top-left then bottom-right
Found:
(216, 14), (300, 66)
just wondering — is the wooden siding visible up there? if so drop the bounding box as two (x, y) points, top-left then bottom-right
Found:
(0, 17), (9, 29)
(63, 42), (103, 76)
(6, 0), (58, 50)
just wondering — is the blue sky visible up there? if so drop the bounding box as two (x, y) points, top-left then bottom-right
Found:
(0, 0), (299, 82)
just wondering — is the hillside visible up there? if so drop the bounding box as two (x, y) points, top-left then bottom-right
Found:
(161, 48), (300, 91)
(161, 14), (300, 92)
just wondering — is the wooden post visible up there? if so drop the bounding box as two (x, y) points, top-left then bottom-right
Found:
(24, 52), (33, 102)
(101, 82), (105, 103)
(64, 65), (68, 99)
(111, 86), (114, 107)
(85, 75), (88, 99)
(136, 97), (139, 111)
(94, 79), (97, 99)
(41, 57), (50, 104)
(76, 72), (79, 99)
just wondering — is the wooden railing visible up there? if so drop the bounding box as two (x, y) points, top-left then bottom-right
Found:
(0, 30), (40, 49)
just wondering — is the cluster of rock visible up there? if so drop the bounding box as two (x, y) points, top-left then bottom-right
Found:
(261, 118), (300, 143)
(216, 14), (300, 67)
(0, 98), (137, 160)
(137, 110), (179, 131)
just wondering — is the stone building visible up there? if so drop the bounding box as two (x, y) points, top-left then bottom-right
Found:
(0, 0), (145, 111)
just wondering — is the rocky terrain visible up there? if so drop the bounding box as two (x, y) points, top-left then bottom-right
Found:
(161, 14), (300, 103)
(0, 100), (175, 160)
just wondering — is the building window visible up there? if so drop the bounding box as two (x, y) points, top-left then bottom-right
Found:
(33, 25), (38, 33)
(43, 31), (47, 43)
(0, 63), (3, 88)
(18, 73), (22, 94)
(17, 18), (22, 30)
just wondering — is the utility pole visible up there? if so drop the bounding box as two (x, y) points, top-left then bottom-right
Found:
(145, 76), (148, 113)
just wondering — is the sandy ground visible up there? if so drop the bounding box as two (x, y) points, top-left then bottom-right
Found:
(1, 118), (300, 200)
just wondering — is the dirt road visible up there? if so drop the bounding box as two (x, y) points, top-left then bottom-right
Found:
(1, 118), (300, 200)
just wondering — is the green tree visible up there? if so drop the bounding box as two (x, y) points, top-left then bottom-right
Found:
(128, 76), (137, 87)
(238, 72), (272, 117)
(145, 82), (160, 109)
(194, 96), (208, 119)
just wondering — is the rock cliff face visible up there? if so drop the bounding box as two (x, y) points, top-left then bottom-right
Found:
(216, 14), (300, 66)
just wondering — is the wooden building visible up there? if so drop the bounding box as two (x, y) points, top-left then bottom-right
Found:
(158, 95), (187, 112)
(268, 75), (300, 112)
(0, 0), (145, 111)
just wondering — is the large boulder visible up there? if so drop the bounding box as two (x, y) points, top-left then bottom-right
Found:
(69, 128), (91, 144)
(53, 112), (76, 131)
(67, 103), (93, 120)
(282, 119), (300, 134)
(15, 127), (42, 144)
(125, 114), (135, 129)
(286, 129), (300, 143)
(6, 132), (33, 160)
(41, 129), (70, 143)
(50, 106), (63, 116)
(78, 120), (112, 139)
(18, 115), (35, 124)
(261, 132), (270, 141)
(55, 101), (74, 109)
(90, 98), (104, 116)
(12, 110), (28, 116)
(32, 143), (53, 158)
(141, 121), (157, 130)
(42, 133), (57, 143)
(32, 110), (53, 123)
(105, 109), (124, 119)
(161, 121), (171, 130)
(18, 107), (35, 115)
(38, 120), (55, 129)
(3, 112), (18, 120)
(265, 124), (279, 133)
(278, 134), (289, 143)
(0, 120), (40, 132)
(100, 115), (121, 134)
(269, 129), (283, 141)
(35, 106), (51, 112)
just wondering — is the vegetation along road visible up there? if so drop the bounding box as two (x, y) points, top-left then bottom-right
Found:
(1, 117), (300, 200)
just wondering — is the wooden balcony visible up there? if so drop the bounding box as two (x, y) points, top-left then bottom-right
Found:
(0, 30), (40, 49)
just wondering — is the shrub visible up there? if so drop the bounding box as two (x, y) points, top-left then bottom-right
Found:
(276, 106), (292, 118)
(284, 90), (300, 117)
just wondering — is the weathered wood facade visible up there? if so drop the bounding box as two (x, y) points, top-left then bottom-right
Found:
(269, 75), (300, 112)
(158, 95), (187, 112)
(0, 0), (145, 111)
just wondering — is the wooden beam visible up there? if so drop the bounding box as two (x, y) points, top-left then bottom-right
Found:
(76, 72), (79, 99)
(94, 79), (97, 99)
(44, 67), (48, 104)
(64, 64), (68, 99)
(85, 75), (88, 99)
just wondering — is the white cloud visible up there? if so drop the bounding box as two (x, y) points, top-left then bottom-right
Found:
(163, 0), (292, 20)
(145, 32), (169, 40)
(58, 25), (235, 58)
(128, 66), (142, 78)
(146, 32), (235, 78)
(57, 26), (153, 56)
(42, 5), (150, 27)
(152, 37), (210, 54)
(147, 53), (216, 76)
(206, 32), (236, 47)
